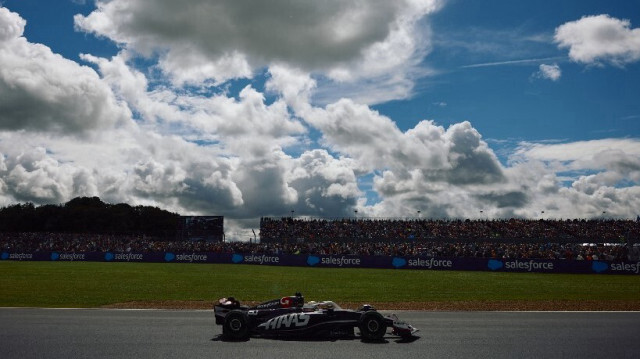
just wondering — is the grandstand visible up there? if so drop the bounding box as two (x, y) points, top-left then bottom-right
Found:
(259, 217), (639, 244)
(2, 197), (639, 262)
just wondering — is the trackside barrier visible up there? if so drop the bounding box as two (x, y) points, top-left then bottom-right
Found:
(1, 251), (639, 275)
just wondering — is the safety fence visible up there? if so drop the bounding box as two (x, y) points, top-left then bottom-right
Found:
(1, 251), (639, 275)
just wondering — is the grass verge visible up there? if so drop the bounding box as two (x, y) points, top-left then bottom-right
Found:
(1, 262), (639, 309)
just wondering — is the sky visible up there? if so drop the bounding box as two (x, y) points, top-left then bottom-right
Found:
(0, 0), (639, 240)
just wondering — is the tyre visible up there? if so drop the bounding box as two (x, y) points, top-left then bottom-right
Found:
(222, 310), (250, 340)
(358, 311), (386, 341)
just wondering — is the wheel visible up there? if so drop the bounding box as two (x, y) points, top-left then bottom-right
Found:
(358, 311), (386, 341)
(222, 310), (250, 340)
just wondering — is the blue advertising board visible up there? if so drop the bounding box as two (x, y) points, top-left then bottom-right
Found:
(2, 250), (638, 274)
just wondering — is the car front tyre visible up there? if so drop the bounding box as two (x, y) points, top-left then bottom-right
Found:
(358, 311), (386, 341)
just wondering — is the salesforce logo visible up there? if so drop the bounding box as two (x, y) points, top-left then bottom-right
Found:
(307, 256), (320, 266)
(488, 259), (503, 271)
(164, 252), (175, 262)
(1, 252), (9, 260)
(310, 256), (361, 267)
(51, 252), (60, 261)
(105, 252), (114, 261)
(392, 257), (407, 269)
(592, 261), (608, 273)
(232, 254), (244, 263)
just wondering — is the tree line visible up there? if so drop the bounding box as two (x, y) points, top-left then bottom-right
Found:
(0, 197), (180, 237)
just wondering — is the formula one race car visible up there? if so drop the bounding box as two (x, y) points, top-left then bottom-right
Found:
(214, 293), (418, 341)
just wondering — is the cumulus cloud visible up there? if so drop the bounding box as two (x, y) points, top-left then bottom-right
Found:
(0, 7), (131, 134)
(109, 134), (244, 214)
(76, 0), (397, 67)
(0, 13), (356, 224)
(0, 6), (25, 41)
(534, 63), (561, 81)
(74, 0), (442, 103)
(290, 150), (359, 199)
(0, 8), (258, 215)
(0, 126), (249, 212)
(519, 140), (640, 189)
(0, 146), (80, 204)
(81, 52), (307, 155)
(266, 64), (316, 113)
(506, 139), (640, 218)
(301, 99), (504, 184)
(316, 0), (441, 104)
(289, 96), (511, 218)
(515, 139), (640, 164)
(555, 14), (640, 66)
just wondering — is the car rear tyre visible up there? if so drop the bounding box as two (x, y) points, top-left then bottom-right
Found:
(222, 310), (250, 340)
(359, 311), (386, 341)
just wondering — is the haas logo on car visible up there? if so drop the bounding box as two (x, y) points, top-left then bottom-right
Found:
(263, 313), (310, 330)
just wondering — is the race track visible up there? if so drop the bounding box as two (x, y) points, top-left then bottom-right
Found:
(1, 308), (639, 358)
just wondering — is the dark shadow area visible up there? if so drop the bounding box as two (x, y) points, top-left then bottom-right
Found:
(394, 335), (420, 344)
(273, 335), (357, 342)
(211, 334), (250, 342)
(213, 333), (419, 344)
(360, 338), (389, 344)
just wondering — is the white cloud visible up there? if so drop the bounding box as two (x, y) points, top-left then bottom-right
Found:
(365, 120), (510, 218)
(74, 0), (442, 103)
(266, 64), (316, 114)
(0, 129), (247, 212)
(0, 13), (359, 225)
(0, 6), (25, 41)
(0, 146), (79, 203)
(504, 138), (640, 218)
(158, 49), (252, 87)
(82, 53), (307, 155)
(292, 97), (512, 219)
(535, 63), (561, 81)
(287, 150), (360, 214)
(317, 1), (441, 104)
(515, 139), (640, 164)
(75, 0), (406, 70)
(555, 14), (640, 66)
(301, 100), (503, 184)
(0, 7), (131, 134)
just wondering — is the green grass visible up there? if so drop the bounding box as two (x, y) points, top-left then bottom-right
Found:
(1, 262), (639, 307)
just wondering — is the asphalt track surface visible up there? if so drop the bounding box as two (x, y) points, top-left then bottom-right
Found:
(1, 309), (639, 359)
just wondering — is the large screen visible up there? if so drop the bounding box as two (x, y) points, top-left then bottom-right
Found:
(180, 216), (224, 241)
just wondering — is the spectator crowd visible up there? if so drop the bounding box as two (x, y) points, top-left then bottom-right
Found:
(260, 217), (638, 243)
(2, 217), (639, 262)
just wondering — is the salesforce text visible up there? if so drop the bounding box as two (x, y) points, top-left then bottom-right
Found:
(321, 256), (361, 266)
(407, 258), (453, 268)
(504, 260), (554, 271)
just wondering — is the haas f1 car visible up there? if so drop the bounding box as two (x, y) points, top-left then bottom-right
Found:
(214, 293), (418, 341)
